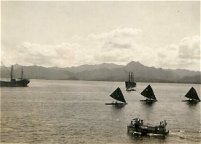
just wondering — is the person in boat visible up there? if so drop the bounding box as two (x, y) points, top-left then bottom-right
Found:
(160, 121), (163, 127)
(164, 120), (167, 126)
(141, 120), (143, 125)
(134, 121), (139, 130)
(160, 120), (167, 127)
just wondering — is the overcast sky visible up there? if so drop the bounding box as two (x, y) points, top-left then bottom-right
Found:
(1, 1), (200, 71)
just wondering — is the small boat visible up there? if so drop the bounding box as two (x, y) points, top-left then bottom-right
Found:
(140, 85), (157, 103)
(0, 65), (30, 87)
(125, 72), (136, 91)
(127, 118), (169, 137)
(182, 87), (200, 103)
(105, 87), (127, 106)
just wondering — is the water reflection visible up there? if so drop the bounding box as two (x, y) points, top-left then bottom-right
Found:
(139, 101), (156, 120)
(185, 101), (200, 107)
(128, 133), (168, 144)
(1, 80), (201, 144)
(110, 104), (126, 112)
(141, 101), (156, 106)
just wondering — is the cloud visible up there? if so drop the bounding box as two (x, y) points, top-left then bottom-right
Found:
(95, 48), (133, 63)
(88, 27), (142, 40)
(157, 44), (179, 69)
(88, 27), (142, 51)
(178, 36), (200, 60)
(85, 27), (146, 65)
(84, 27), (145, 64)
(102, 41), (132, 49)
(1, 27), (200, 71)
(2, 42), (82, 67)
(156, 36), (200, 71)
(1, 27), (145, 67)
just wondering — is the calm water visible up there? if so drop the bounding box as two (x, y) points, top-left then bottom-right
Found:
(1, 80), (201, 144)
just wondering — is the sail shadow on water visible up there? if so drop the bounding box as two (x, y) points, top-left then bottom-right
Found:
(105, 87), (127, 108)
(186, 100), (200, 107)
(140, 100), (156, 106)
(140, 101), (156, 120)
(140, 85), (157, 103)
(110, 105), (126, 120)
(111, 103), (126, 109)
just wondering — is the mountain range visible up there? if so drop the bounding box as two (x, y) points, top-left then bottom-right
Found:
(0, 61), (200, 84)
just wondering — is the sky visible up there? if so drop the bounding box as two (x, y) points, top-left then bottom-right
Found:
(1, 1), (200, 71)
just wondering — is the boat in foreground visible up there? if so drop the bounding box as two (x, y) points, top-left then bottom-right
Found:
(182, 87), (200, 103)
(0, 65), (30, 87)
(127, 118), (169, 137)
(105, 87), (127, 107)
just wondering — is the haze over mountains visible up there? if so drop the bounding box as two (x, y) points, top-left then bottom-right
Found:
(1, 61), (200, 84)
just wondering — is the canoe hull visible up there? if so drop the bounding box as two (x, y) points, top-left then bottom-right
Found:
(105, 102), (127, 107)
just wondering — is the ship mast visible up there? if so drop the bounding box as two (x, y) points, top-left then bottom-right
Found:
(21, 67), (24, 79)
(131, 72), (133, 82)
(10, 65), (13, 81)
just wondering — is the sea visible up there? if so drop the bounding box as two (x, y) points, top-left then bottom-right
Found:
(1, 79), (201, 144)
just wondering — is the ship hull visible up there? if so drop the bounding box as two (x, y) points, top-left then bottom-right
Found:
(0, 79), (30, 87)
(125, 81), (136, 88)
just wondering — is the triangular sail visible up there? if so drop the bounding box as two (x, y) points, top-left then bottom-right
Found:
(185, 87), (200, 101)
(110, 87), (126, 103)
(141, 85), (157, 100)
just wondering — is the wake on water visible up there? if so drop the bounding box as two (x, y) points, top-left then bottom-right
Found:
(169, 130), (201, 143)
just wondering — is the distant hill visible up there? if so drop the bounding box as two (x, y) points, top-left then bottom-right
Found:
(178, 75), (201, 84)
(0, 61), (200, 83)
(0, 65), (76, 80)
(65, 63), (124, 73)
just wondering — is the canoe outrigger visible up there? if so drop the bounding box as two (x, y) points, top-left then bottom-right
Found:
(127, 118), (169, 137)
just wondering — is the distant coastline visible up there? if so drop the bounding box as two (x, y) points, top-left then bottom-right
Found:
(1, 61), (200, 84)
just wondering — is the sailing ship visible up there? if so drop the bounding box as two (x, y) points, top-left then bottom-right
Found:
(182, 87), (200, 103)
(140, 85), (157, 103)
(0, 65), (30, 87)
(127, 118), (169, 137)
(125, 72), (136, 91)
(105, 87), (127, 106)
